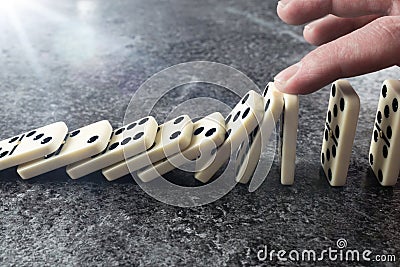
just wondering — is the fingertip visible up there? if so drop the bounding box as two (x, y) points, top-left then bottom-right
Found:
(273, 80), (286, 93)
(283, 77), (320, 95)
(274, 63), (313, 94)
(276, 0), (302, 25)
(275, 77), (313, 95)
(303, 25), (317, 45)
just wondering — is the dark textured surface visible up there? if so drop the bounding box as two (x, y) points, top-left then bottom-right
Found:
(0, 0), (399, 266)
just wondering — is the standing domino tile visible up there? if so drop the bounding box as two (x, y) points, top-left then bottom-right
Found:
(279, 93), (299, 185)
(321, 80), (360, 186)
(195, 90), (265, 183)
(369, 80), (400, 186)
(17, 120), (113, 179)
(66, 116), (158, 179)
(102, 115), (193, 181)
(0, 122), (68, 171)
(235, 83), (284, 184)
(137, 112), (226, 182)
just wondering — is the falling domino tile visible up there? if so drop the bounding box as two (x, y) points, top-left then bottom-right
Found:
(17, 120), (112, 179)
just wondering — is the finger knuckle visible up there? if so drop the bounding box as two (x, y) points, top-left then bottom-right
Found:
(372, 16), (400, 42)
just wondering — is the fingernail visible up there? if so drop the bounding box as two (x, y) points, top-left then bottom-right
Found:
(304, 19), (320, 32)
(304, 25), (312, 32)
(278, 0), (291, 8)
(274, 62), (301, 92)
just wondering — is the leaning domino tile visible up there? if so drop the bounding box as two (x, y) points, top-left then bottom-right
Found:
(102, 115), (193, 181)
(369, 80), (400, 186)
(137, 112), (226, 182)
(279, 93), (299, 185)
(17, 120), (112, 179)
(0, 122), (68, 171)
(320, 80), (360, 186)
(235, 83), (284, 184)
(195, 90), (265, 183)
(66, 116), (158, 179)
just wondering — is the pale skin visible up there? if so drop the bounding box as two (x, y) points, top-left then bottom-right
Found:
(273, 0), (400, 94)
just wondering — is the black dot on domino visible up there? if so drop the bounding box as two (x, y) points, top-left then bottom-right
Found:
(242, 93), (249, 104)
(335, 125), (340, 139)
(263, 85), (269, 97)
(265, 99), (270, 112)
(326, 148), (330, 161)
(383, 145), (388, 158)
(115, 128), (125, 135)
(393, 98), (398, 112)
(340, 98), (345, 111)
(333, 104), (338, 117)
(384, 105), (390, 118)
(324, 129), (329, 141)
(205, 128), (216, 137)
(194, 127), (204, 136)
(378, 169), (383, 182)
(87, 135), (99, 143)
(252, 125), (259, 137)
(331, 84), (336, 97)
(225, 114), (232, 124)
(9, 136), (19, 143)
(225, 129), (231, 140)
(139, 117), (149, 125)
(328, 168), (332, 181)
(233, 111), (241, 122)
(70, 130), (80, 138)
(332, 145), (336, 158)
(328, 111), (332, 123)
(133, 132), (144, 140)
(41, 137), (52, 144)
(174, 116), (184, 124)
(26, 131), (36, 138)
(127, 123), (137, 130)
(321, 153), (325, 164)
(170, 131), (181, 140)
(374, 130), (378, 142)
(377, 111), (382, 124)
(369, 153), (374, 165)
(382, 85), (387, 98)
(242, 107), (250, 119)
(0, 151), (8, 158)
(109, 142), (119, 150)
(157, 127), (161, 132)
(34, 133), (45, 140)
(121, 137), (131, 145)
(387, 126), (392, 139)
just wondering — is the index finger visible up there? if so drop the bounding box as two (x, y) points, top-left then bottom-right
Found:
(274, 16), (400, 94)
(277, 0), (393, 25)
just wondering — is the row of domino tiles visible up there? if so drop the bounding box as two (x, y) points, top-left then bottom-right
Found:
(0, 80), (398, 187)
(0, 82), (293, 186)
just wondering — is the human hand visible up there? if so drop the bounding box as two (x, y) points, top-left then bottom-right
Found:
(274, 0), (400, 94)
